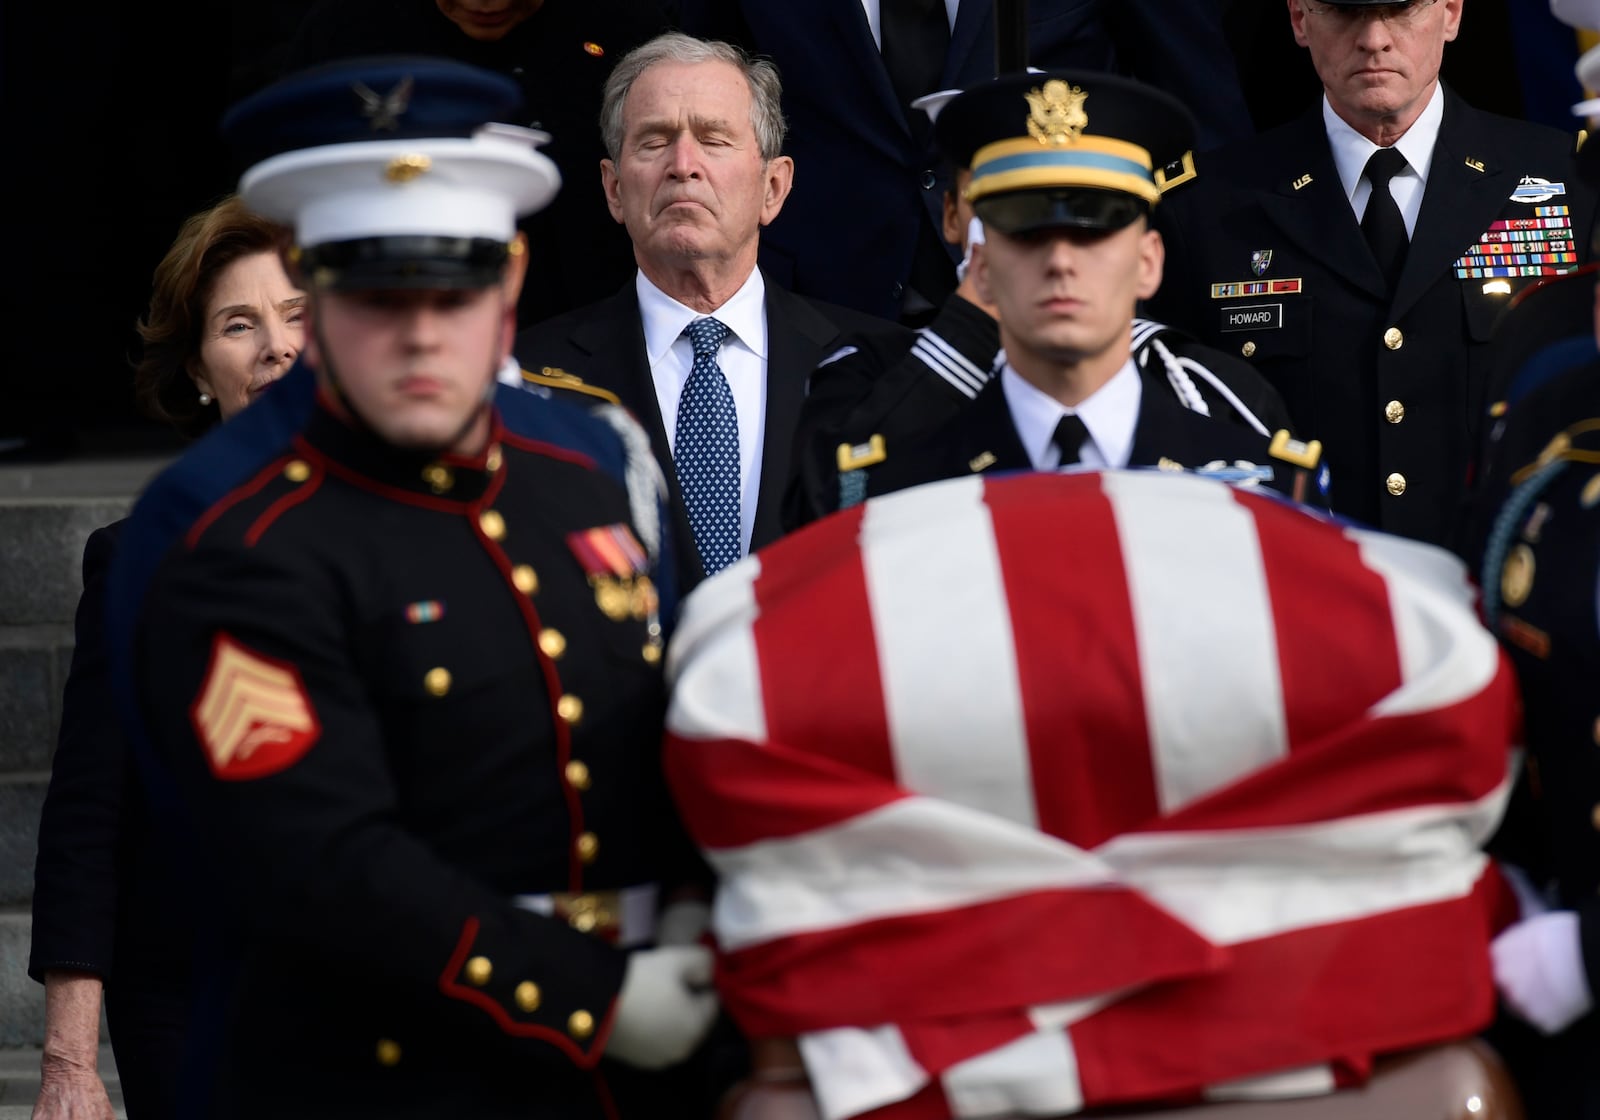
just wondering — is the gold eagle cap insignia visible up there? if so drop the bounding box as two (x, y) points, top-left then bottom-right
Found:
(1026, 81), (1088, 146)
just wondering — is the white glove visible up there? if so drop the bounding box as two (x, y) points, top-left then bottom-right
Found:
(1491, 910), (1594, 1035)
(605, 944), (718, 1070)
(956, 216), (986, 282)
(656, 899), (712, 947)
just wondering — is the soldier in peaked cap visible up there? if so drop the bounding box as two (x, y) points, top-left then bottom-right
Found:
(788, 70), (1323, 518)
(123, 57), (716, 1119)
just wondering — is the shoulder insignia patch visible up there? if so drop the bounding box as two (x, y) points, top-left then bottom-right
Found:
(189, 634), (321, 781)
(1155, 151), (1197, 193)
(520, 366), (621, 406)
(837, 434), (887, 471)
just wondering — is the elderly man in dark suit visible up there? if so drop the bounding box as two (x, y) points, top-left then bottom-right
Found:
(1152, 0), (1596, 548)
(515, 31), (909, 588)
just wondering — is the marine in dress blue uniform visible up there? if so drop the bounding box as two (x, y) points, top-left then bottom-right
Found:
(113, 58), (714, 1118)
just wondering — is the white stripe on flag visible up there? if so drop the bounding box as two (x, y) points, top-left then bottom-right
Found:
(1095, 783), (1508, 944)
(863, 478), (1038, 827)
(800, 1026), (929, 1120)
(1204, 1063), (1336, 1102)
(706, 795), (1115, 950)
(665, 555), (766, 742)
(942, 1027), (1085, 1118)
(1350, 529), (1503, 719)
(1102, 472), (1287, 813)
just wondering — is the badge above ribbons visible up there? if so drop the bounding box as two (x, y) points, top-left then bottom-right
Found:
(1250, 249), (1272, 277)
(190, 633), (322, 781)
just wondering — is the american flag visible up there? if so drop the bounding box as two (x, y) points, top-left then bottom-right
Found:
(664, 470), (1517, 1120)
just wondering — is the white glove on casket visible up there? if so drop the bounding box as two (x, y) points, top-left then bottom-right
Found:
(1491, 910), (1594, 1035)
(605, 944), (719, 1070)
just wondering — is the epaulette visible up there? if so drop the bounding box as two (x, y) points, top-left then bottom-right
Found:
(1268, 430), (1330, 505)
(520, 365), (621, 406)
(1155, 151), (1197, 194)
(836, 435), (887, 510)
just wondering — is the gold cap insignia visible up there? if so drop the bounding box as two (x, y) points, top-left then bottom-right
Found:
(1026, 81), (1088, 147)
(385, 154), (432, 183)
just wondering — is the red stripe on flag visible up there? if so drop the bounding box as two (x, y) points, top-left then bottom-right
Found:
(1070, 876), (1499, 1108)
(716, 886), (1225, 1038)
(663, 735), (908, 850)
(1248, 496), (1403, 751)
(754, 507), (898, 784)
(1148, 668), (1516, 835)
(985, 474), (1160, 847)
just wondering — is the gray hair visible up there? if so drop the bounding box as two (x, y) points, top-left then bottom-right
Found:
(599, 31), (787, 163)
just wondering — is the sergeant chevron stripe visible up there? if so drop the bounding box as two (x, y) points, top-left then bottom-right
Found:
(190, 633), (321, 780)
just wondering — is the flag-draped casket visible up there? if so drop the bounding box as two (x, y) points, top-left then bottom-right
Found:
(663, 470), (1517, 1120)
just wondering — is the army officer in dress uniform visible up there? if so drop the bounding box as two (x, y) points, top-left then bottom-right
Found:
(126, 58), (715, 1119)
(828, 71), (1327, 506)
(1151, 0), (1597, 548)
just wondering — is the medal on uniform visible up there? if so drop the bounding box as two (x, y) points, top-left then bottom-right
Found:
(567, 524), (651, 622)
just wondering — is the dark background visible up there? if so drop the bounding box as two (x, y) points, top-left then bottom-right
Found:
(0, 0), (1582, 460)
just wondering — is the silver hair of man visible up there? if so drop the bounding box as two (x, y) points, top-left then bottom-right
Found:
(599, 31), (787, 164)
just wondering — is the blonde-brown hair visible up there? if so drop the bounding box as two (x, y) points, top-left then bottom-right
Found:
(134, 195), (293, 437)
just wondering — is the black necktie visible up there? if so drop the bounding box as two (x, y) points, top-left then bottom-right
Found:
(880, 0), (949, 127)
(1361, 147), (1409, 292)
(1052, 414), (1090, 467)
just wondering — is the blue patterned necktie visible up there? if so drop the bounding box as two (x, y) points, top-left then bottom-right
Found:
(675, 317), (741, 575)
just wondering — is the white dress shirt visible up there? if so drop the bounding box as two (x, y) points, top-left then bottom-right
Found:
(638, 270), (768, 556)
(1324, 82), (1444, 238)
(1000, 356), (1143, 471)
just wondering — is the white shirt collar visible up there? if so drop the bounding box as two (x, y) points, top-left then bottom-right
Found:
(1000, 356), (1143, 471)
(636, 268), (768, 366)
(1324, 81), (1444, 204)
(494, 354), (522, 387)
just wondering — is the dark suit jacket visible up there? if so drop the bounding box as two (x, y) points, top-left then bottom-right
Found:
(863, 365), (1314, 501)
(677, 0), (1252, 320)
(1153, 88), (1596, 546)
(514, 273), (911, 586)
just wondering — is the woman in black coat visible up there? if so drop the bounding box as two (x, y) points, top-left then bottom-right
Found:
(29, 195), (303, 1120)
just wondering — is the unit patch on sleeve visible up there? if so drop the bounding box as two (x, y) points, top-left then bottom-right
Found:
(189, 633), (322, 781)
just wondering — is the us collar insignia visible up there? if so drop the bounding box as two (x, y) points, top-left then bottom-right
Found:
(353, 75), (414, 131)
(1250, 250), (1272, 277)
(1026, 80), (1088, 146)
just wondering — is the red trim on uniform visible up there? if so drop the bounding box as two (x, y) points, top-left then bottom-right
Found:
(306, 445), (480, 513)
(184, 455), (299, 550)
(467, 485), (587, 891)
(500, 429), (598, 471)
(437, 915), (599, 1066)
(244, 460), (325, 546)
(590, 1067), (620, 1120)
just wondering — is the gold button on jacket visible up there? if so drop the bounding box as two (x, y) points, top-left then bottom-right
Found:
(1382, 327), (1403, 350)
(464, 956), (492, 986)
(1384, 400), (1405, 424)
(1385, 472), (1407, 496)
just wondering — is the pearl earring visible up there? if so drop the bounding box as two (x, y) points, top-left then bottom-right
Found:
(198, 392), (212, 405)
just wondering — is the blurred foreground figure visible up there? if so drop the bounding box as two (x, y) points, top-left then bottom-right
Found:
(667, 469), (1518, 1119)
(117, 56), (712, 1118)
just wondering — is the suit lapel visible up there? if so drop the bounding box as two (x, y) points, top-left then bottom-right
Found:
(836, 0), (912, 140)
(1392, 91), (1520, 319)
(566, 284), (704, 585)
(941, 0), (989, 89)
(1253, 110), (1387, 300)
(955, 377), (1032, 475)
(752, 281), (840, 550)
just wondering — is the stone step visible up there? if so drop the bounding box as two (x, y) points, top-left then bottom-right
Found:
(0, 911), (43, 1049)
(0, 1044), (125, 1118)
(0, 500), (133, 629)
(0, 627), (70, 777)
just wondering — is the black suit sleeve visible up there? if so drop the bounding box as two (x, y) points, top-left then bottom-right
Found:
(29, 523), (126, 981)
